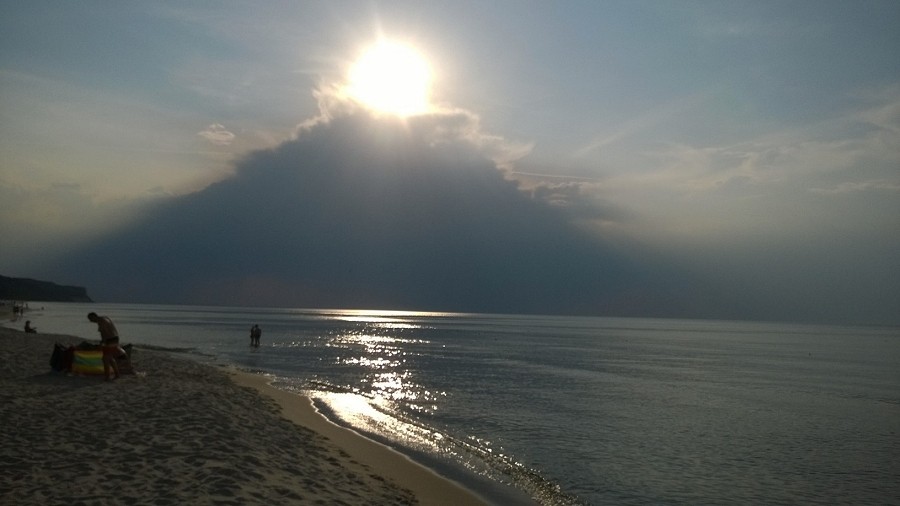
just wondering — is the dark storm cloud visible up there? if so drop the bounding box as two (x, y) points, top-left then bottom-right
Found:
(44, 110), (707, 317)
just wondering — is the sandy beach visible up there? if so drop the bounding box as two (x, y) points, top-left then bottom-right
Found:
(0, 326), (486, 505)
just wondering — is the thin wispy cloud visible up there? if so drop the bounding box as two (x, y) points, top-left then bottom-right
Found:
(810, 180), (900, 196)
(198, 123), (236, 146)
(572, 93), (707, 158)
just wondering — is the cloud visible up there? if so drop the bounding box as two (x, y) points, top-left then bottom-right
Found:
(577, 88), (900, 215)
(39, 106), (709, 318)
(197, 123), (236, 146)
(572, 93), (706, 157)
(809, 179), (900, 196)
(499, 90), (900, 324)
(306, 82), (534, 171)
(0, 182), (151, 273)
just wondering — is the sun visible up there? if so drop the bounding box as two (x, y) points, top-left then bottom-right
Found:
(346, 40), (433, 117)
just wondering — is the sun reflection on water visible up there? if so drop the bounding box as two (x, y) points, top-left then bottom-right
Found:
(292, 323), (442, 411)
(331, 332), (430, 347)
(273, 314), (452, 444)
(311, 391), (447, 454)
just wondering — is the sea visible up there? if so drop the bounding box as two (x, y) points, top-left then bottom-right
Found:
(7, 302), (899, 505)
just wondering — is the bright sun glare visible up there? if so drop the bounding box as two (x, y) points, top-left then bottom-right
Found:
(346, 40), (432, 117)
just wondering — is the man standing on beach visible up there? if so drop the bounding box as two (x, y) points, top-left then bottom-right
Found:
(88, 312), (121, 381)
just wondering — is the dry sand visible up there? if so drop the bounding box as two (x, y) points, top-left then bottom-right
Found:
(0, 326), (487, 505)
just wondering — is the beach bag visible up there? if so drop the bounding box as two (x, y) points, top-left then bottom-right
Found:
(50, 343), (70, 371)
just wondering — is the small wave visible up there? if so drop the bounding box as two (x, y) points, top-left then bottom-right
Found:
(136, 343), (198, 353)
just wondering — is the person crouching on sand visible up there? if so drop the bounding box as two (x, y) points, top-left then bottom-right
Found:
(88, 312), (123, 381)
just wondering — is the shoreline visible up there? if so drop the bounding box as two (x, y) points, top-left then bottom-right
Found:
(0, 326), (487, 505)
(231, 370), (487, 505)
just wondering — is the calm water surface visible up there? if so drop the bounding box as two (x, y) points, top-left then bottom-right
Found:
(10, 303), (900, 505)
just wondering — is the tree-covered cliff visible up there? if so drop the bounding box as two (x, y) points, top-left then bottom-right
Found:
(0, 275), (93, 302)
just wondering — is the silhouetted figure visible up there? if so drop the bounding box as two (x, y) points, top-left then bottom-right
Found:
(24, 320), (37, 333)
(250, 324), (261, 347)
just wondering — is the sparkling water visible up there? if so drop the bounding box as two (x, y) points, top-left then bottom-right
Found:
(11, 303), (900, 505)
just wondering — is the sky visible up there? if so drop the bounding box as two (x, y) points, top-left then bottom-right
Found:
(1, 1), (898, 324)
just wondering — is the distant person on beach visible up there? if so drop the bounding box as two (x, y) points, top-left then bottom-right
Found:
(24, 320), (36, 333)
(250, 324), (261, 347)
(88, 312), (124, 380)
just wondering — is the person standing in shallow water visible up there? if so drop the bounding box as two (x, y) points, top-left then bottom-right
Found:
(88, 312), (121, 380)
(250, 324), (261, 347)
